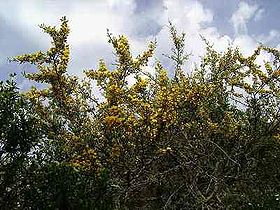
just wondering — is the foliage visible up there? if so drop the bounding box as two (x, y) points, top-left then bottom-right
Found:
(1, 17), (280, 209)
(0, 75), (41, 209)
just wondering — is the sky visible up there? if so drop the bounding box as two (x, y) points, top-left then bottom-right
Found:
(0, 0), (279, 88)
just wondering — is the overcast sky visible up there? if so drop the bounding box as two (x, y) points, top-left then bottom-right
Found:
(0, 0), (279, 88)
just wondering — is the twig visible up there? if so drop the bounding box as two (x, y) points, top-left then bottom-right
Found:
(163, 185), (183, 210)
(207, 139), (240, 167)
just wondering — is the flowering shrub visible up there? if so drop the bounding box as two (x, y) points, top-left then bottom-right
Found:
(1, 17), (280, 209)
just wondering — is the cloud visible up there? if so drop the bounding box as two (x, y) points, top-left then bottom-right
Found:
(150, 0), (234, 73)
(153, 0), (278, 74)
(69, 0), (136, 45)
(254, 8), (265, 22)
(0, 0), (140, 76)
(233, 35), (257, 56)
(0, 0), (279, 85)
(163, 0), (213, 31)
(229, 2), (279, 58)
(256, 30), (280, 45)
(231, 2), (259, 35)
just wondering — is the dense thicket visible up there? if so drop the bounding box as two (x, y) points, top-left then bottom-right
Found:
(1, 17), (280, 209)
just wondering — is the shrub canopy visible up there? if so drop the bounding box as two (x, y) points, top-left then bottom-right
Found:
(1, 17), (280, 209)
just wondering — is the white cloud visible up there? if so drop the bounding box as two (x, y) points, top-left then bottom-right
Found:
(231, 2), (258, 35)
(257, 30), (280, 45)
(0, 0), (278, 83)
(69, 0), (136, 45)
(255, 51), (272, 70)
(0, 1), (258, 69)
(0, 0), (138, 76)
(233, 35), (258, 56)
(254, 8), (265, 21)
(0, 0), (136, 45)
(163, 0), (213, 32)
(229, 2), (276, 59)
(151, 0), (234, 72)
